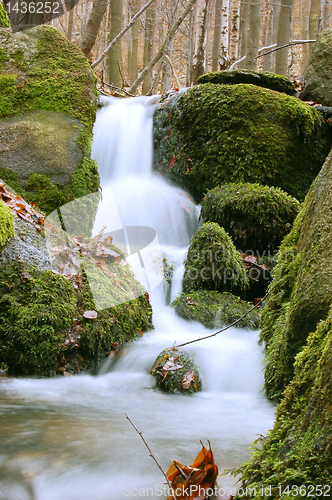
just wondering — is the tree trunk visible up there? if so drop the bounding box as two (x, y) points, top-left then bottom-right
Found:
(192, 0), (209, 83)
(229, 0), (240, 63)
(187, 7), (195, 85)
(323, 0), (330, 29)
(212, 0), (222, 71)
(79, 0), (108, 59)
(130, 0), (141, 84)
(220, 0), (230, 67)
(246, 0), (262, 69)
(301, 0), (311, 70)
(108, 0), (123, 87)
(309, 0), (320, 38)
(162, 0), (177, 91)
(275, 0), (292, 75)
(239, 0), (250, 67)
(142, 3), (156, 94)
(67, 0), (76, 41)
(262, 0), (273, 71)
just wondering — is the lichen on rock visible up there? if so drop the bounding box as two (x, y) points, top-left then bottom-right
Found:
(151, 348), (202, 394)
(303, 29), (332, 107)
(201, 183), (300, 253)
(172, 290), (260, 330)
(182, 222), (248, 295)
(153, 84), (332, 202)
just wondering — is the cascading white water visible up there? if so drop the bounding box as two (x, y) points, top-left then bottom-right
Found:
(0, 96), (275, 500)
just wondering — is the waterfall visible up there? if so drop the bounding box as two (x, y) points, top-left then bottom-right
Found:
(0, 96), (275, 500)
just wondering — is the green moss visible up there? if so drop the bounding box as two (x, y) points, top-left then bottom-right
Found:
(198, 69), (295, 95)
(0, 26), (99, 213)
(0, 199), (14, 251)
(303, 29), (332, 107)
(0, 260), (153, 376)
(260, 150), (332, 401)
(234, 305), (332, 498)
(153, 84), (332, 202)
(182, 222), (248, 294)
(151, 348), (202, 394)
(201, 183), (300, 253)
(0, 5), (10, 28)
(172, 290), (260, 329)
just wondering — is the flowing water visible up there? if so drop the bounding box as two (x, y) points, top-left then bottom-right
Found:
(0, 96), (275, 500)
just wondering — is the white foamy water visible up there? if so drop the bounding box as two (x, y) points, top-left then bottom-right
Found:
(0, 96), (275, 500)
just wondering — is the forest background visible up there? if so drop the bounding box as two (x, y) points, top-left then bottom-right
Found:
(2, 0), (330, 95)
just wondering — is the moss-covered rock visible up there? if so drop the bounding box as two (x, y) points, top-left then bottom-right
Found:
(0, 5), (10, 28)
(198, 69), (295, 95)
(0, 25), (99, 214)
(151, 348), (202, 394)
(235, 304), (332, 498)
(0, 199), (14, 251)
(260, 149), (332, 401)
(153, 84), (332, 202)
(182, 222), (247, 294)
(172, 290), (260, 329)
(303, 29), (332, 107)
(201, 183), (301, 253)
(0, 261), (153, 376)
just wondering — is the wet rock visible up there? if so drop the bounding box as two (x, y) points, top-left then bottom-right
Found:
(151, 348), (202, 394)
(172, 290), (260, 330)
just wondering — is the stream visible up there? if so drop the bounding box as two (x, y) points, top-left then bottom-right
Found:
(0, 96), (275, 500)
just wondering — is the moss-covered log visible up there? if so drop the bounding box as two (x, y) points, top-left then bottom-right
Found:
(153, 84), (332, 202)
(201, 183), (300, 253)
(198, 69), (295, 95)
(172, 290), (260, 329)
(182, 222), (247, 294)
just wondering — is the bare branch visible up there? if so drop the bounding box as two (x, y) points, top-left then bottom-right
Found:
(171, 288), (274, 349)
(91, 0), (156, 69)
(124, 413), (176, 500)
(255, 39), (316, 59)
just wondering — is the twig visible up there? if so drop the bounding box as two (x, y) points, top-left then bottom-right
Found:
(229, 55), (246, 70)
(91, 0), (156, 69)
(116, 60), (127, 89)
(172, 461), (188, 480)
(255, 40), (316, 59)
(171, 287), (273, 349)
(164, 54), (181, 89)
(100, 80), (135, 97)
(124, 413), (176, 500)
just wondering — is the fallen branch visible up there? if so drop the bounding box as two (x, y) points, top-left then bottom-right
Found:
(91, 0), (156, 69)
(172, 287), (274, 349)
(124, 413), (176, 500)
(255, 39), (316, 59)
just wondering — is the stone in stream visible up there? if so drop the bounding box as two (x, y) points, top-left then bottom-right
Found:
(151, 348), (202, 394)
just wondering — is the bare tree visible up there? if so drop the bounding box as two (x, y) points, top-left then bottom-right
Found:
(192, 0), (210, 82)
(80, 0), (108, 59)
(142, 2), (156, 93)
(247, 0), (262, 69)
(212, 0), (222, 71)
(275, 0), (292, 75)
(108, 0), (124, 86)
(229, 0), (240, 63)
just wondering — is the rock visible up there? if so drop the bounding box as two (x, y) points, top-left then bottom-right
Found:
(172, 290), (260, 330)
(201, 183), (300, 254)
(0, 198), (14, 252)
(182, 222), (248, 294)
(0, 25), (99, 214)
(153, 84), (332, 202)
(151, 348), (202, 394)
(303, 29), (332, 106)
(198, 69), (295, 95)
(260, 148), (332, 401)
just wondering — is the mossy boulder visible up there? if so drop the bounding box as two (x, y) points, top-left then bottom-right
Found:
(153, 84), (332, 202)
(260, 149), (332, 401)
(201, 183), (301, 253)
(0, 5), (10, 28)
(182, 222), (247, 294)
(198, 69), (295, 95)
(0, 261), (152, 376)
(235, 304), (332, 496)
(172, 290), (260, 330)
(0, 199), (14, 251)
(151, 348), (202, 394)
(0, 25), (99, 214)
(303, 29), (332, 107)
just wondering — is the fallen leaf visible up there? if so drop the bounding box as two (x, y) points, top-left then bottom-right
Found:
(181, 371), (197, 391)
(83, 310), (98, 319)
